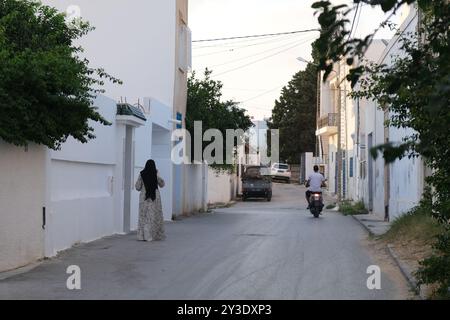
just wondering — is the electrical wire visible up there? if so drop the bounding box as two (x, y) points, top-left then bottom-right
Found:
(193, 33), (298, 49)
(192, 28), (319, 43)
(353, 2), (363, 38)
(223, 87), (277, 92)
(239, 85), (285, 104)
(205, 36), (314, 69)
(243, 105), (274, 111)
(212, 37), (315, 77)
(193, 33), (304, 58)
(348, 3), (360, 40)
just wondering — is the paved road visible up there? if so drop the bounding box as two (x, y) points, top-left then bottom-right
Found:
(0, 183), (409, 299)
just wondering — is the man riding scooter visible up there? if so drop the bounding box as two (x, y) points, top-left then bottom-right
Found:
(305, 166), (326, 215)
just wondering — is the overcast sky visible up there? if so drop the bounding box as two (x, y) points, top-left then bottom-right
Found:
(189, 0), (402, 120)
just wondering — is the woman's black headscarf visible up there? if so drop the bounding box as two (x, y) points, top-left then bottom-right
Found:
(141, 159), (158, 201)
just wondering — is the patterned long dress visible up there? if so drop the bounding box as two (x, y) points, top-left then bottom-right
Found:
(135, 174), (165, 241)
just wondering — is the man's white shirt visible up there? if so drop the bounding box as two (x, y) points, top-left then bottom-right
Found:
(308, 172), (325, 192)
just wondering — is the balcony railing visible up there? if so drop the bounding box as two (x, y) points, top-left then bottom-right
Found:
(318, 113), (338, 129)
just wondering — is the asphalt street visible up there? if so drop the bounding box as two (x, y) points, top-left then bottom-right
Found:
(0, 183), (409, 299)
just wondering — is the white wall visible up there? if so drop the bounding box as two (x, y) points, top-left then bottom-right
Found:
(0, 142), (46, 272)
(353, 10), (422, 219)
(357, 86), (386, 215)
(1, 1), (187, 268)
(42, 0), (177, 107)
(208, 168), (233, 205)
(45, 95), (119, 256)
(183, 164), (207, 214)
(382, 8), (423, 219)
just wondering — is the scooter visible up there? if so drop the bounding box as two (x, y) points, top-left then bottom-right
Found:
(309, 192), (324, 218)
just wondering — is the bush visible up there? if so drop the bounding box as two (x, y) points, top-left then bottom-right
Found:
(416, 229), (450, 299)
(382, 206), (443, 244)
(0, 0), (120, 150)
(339, 201), (368, 215)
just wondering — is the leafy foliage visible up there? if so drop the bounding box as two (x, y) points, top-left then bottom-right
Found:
(186, 69), (253, 171)
(268, 49), (318, 163)
(312, 0), (450, 298)
(0, 0), (121, 150)
(339, 200), (369, 215)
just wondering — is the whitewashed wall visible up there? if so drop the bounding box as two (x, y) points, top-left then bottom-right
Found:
(207, 168), (233, 205)
(353, 40), (387, 210)
(1, 1), (189, 270)
(382, 8), (423, 219)
(45, 95), (119, 256)
(0, 142), (46, 272)
(42, 0), (177, 107)
(183, 164), (207, 214)
(358, 97), (386, 215)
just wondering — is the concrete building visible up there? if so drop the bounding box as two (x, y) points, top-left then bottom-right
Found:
(318, 4), (426, 220)
(354, 5), (425, 220)
(0, 0), (200, 272)
(353, 40), (389, 217)
(376, 5), (425, 219)
(316, 59), (353, 200)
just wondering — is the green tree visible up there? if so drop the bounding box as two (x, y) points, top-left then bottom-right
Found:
(312, 0), (449, 298)
(186, 69), (253, 171)
(0, 0), (121, 150)
(268, 52), (318, 163)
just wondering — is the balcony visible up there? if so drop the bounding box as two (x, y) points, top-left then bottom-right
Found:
(316, 113), (338, 136)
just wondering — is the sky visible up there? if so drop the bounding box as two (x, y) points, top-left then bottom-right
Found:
(189, 0), (403, 120)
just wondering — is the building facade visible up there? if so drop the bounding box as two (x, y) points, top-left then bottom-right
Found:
(317, 4), (426, 221)
(0, 0), (198, 272)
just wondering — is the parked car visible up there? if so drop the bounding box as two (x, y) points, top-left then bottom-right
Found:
(242, 166), (272, 201)
(270, 163), (291, 183)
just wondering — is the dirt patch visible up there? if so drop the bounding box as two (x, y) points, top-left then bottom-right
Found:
(361, 237), (418, 300)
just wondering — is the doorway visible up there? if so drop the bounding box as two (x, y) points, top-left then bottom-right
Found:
(123, 125), (133, 233)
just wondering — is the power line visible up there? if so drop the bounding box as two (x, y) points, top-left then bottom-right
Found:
(206, 36), (312, 69)
(353, 2), (363, 38)
(243, 105), (274, 111)
(193, 33), (297, 49)
(193, 32), (299, 50)
(193, 33), (302, 58)
(192, 28), (319, 43)
(239, 85), (285, 104)
(348, 3), (360, 40)
(223, 87), (277, 92)
(213, 37), (314, 77)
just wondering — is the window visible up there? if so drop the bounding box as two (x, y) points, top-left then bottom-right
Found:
(349, 157), (354, 178)
(176, 112), (182, 129)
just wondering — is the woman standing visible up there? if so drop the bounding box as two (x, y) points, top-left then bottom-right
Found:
(135, 159), (166, 241)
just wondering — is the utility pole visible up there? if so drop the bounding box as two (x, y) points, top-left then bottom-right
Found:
(336, 58), (351, 203)
(316, 70), (321, 158)
(336, 62), (342, 203)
